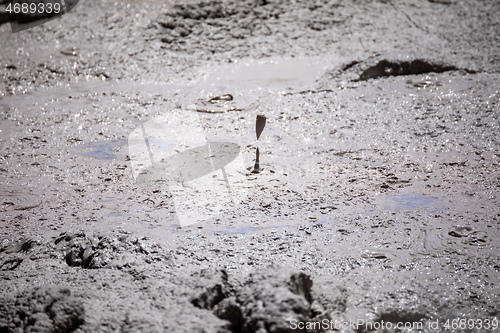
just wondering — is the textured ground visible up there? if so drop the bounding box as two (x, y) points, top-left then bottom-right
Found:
(0, 0), (499, 332)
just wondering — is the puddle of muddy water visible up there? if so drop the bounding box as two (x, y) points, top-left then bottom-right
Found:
(80, 139), (128, 159)
(381, 193), (437, 211)
(195, 57), (329, 93)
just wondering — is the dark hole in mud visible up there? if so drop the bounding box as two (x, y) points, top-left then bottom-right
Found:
(356, 59), (467, 81)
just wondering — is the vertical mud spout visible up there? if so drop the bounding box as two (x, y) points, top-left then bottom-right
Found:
(252, 114), (267, 174)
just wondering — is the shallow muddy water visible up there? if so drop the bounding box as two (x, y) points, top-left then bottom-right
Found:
(1, 66), (498, 254)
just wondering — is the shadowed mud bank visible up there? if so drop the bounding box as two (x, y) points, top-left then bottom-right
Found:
(1, 227), (499, 332)
(328, 56), (477, 83)
(356, 59), (465, 81)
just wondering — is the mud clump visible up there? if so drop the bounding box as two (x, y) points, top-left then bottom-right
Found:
(193, 269), (323, 333)
(191, 269), (233, 310)
(0, 287), (84, 333)
(121, 312), (164, 333)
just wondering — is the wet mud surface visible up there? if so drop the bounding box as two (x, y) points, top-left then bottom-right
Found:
(1, 0), (499, 332)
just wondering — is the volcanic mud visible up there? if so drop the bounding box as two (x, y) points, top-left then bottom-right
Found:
(0, 0), (499, 332)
